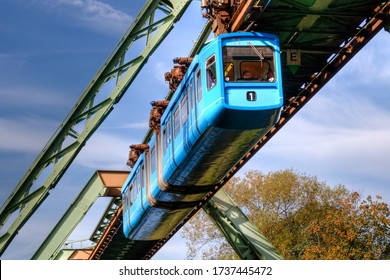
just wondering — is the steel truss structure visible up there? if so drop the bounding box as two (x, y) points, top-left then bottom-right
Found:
(1, 0), (389, 259)
(0, 0), (192, 256)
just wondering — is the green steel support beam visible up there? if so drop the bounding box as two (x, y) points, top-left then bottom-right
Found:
(53, 249), (76, 260)
(204, 189), (283, 260)
(31, 172), (106, 260)
(0, 0), (192, 256)
(31, 170), (129, 260)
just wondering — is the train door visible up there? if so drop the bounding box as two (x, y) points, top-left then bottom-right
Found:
(150, 144), (157, 184)
(187, 77), (200, 143)
(162, 116), (175, 176)
(181, 88), (192, 152)
(124, 163), (144, 231)
(139, 165), (146, 213)
(194, 68), (204, 132)
(122, 184), (132, 233)
(172, 103), (181, 164)
(144, 140), (159, 207)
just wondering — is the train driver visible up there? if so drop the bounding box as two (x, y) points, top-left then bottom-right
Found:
(242, 71), (254, 79)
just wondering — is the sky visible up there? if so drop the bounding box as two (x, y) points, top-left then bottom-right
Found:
(0, 0), (389, 260)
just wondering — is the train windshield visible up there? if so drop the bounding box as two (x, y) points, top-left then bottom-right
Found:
(223, 45), (276, 82)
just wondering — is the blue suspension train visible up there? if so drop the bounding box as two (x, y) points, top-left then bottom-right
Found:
(122, 32), (283, 241)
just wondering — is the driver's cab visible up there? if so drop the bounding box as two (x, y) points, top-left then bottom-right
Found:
(223, 44), (276, 83)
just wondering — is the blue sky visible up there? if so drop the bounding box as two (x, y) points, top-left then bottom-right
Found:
(0, 0), (389, 260)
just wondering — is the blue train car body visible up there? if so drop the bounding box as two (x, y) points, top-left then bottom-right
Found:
(122, 32), (283, 240)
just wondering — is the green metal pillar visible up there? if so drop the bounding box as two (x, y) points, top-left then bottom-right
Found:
(204, 189), (283, 260)
(0, 0), (193, 256)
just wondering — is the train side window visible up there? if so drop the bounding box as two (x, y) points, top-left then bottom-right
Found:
(163, 127), (167, 155)
(206, 55), (217, 91)
(187, 82), (192, 110)
(174, 106), (180, 138)
(125, 188), (131, 209)
(188, 86), (192, 111)
(181, 92), (188, 125)
(132, 177), (136, 199)
(140, 165), (144, 188)
(132, 168), (140, 200)
(150, 146), (156, 173)
(130, 183), (136, 205)
(189, 78), (195, 109)
(134, 173), (141, 195)
(196, 69), (202, 102)
(167, 117), (172, 145)
(163, 117), (172, 155)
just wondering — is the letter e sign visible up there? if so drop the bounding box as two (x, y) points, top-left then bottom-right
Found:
(287, 49), (301, 65)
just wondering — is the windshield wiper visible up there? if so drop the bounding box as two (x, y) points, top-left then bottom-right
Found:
(247, 42), (264, 60)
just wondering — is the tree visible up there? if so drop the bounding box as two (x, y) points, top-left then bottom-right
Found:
(304, 193), (390, 259)
(180, 169), (390, 260)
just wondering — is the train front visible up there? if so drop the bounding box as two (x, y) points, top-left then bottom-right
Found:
(207, 32), (283, 129)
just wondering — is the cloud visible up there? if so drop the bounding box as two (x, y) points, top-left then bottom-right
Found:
(239, 88), (390, 205)
(324, 31), (390, 100)
(0, 86), (71, 109)
(31, 0), (133, 34)
(59, 0), (131, 20)
(267, 92), (389, 165)
(0, 117), (58, 153)
(0, 118), (140, 169)
(103, 121), (149, 130)
(342, 31), (390, 86)
(0, 218), (57, 259)
(154, 61), (172, 86)
(74, 131), (135, 170)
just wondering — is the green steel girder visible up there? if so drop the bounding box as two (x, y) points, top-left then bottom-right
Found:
(89, 197), (122, 245)
(204, 190), (283, 260)
(0, 0), (192, 257)
(2, 0), (387, 260)
(32, 171), (128, 260)
(53, 249), (76, 260)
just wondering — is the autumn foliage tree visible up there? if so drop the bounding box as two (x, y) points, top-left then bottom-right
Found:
(304, 192), (390, 259)
(180, 169), (390, 260)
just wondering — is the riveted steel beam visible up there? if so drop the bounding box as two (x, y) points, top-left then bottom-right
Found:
(203, 189), (283, 260)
